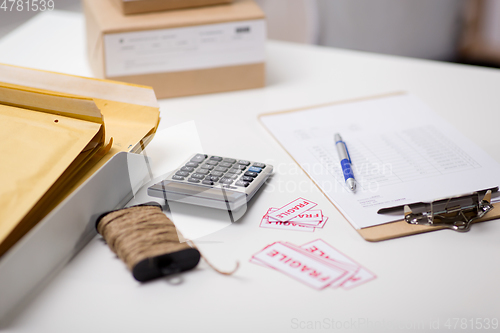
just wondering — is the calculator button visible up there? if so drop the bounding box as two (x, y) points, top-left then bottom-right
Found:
(214, 166), (228, 172)
(241, 176), (254, 182)
(190, 154), (207, 163)
(175, 171), (190, 177)
(211, 171), (224, 177)
(185, 162), (199, 167)
(227, 168), (243, 174)
(248, 166), (262, 173)
(202, 180), (214, 185)
(219, 162), (233, 168)
(210, 156), (223, 161)
(224, 173), (238, 179)
(200, 164), (214, 170)
(172, 175), (185, 181)
(219, 178), (233, 185)
(196, 169), (209, 175)
(187, 178), (200, 183)
(252, 163), (266, 168)
(244, 171), (258, 178)
(235, 164), (247, 170)
(238, 160), (250, 166)
(207, 160), (219, 165)
(191, 173), (205, 179)
(235, 180), (250, 187)
(181, 166), (194, 172)
(223, 158), (236, 163)
(205, 176), (220, 182)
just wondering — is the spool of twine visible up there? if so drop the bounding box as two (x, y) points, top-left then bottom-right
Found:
(96, 203), (200, 282)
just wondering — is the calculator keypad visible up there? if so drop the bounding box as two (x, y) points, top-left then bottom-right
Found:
(170, 154), (267, 190)
(148, 153), (273, 210)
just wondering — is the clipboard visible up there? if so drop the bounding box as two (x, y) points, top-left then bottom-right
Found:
(258, 92), (500, 241)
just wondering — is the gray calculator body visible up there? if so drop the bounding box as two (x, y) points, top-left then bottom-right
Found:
(148, 154), (273, 211)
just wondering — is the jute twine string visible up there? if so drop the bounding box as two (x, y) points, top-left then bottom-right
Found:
(97, 205), (238, 275)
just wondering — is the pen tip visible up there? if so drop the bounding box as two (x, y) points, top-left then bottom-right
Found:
(347, 179), (356, 192)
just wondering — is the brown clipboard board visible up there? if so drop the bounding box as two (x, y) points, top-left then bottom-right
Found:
(258, 92), (500, 241)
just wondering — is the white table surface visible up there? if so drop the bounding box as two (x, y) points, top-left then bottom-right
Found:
(2, 10), (500, 333)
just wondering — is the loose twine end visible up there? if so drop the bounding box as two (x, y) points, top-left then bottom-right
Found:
(186, 240), (240, 276)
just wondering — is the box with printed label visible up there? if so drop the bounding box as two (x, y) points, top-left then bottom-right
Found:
(116, 0), (234, 15)
(84, 0), (266, 99)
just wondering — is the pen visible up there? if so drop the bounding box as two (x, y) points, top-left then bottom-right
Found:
(334, 133), (356, 192)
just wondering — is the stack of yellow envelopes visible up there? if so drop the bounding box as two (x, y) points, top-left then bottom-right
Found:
(0, 64), (160, 257)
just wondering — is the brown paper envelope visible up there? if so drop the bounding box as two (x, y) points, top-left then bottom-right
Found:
(0, 104), (103, 251)
(0, 64), (160, 257)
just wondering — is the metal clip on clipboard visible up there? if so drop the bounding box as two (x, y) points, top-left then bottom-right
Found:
(378, 187), (498, 232)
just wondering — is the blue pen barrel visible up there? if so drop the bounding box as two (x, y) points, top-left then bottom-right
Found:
(341, 159), (354, 180)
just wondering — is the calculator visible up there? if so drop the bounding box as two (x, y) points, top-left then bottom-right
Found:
(148, 154), (273, 211)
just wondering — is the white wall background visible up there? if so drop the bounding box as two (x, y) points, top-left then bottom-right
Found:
(0, 1), (80, 38)
(317, 0), (466, 61)
(254, 0), (319, 44)
(482, 0), (500, 48)
(256, 0), (467, 61)
(0, 0), (485, 63)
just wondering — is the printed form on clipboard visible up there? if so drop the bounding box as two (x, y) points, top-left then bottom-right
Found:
(259, 93), (500, 231)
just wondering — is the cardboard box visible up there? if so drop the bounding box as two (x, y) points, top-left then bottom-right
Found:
(84, 0), (266, 99)
(116, 0), (234, 15)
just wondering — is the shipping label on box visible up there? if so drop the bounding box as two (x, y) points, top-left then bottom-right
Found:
(104, 19), (266, 77)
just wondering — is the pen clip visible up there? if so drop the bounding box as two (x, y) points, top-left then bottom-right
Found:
(344, 141), (352, 164)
